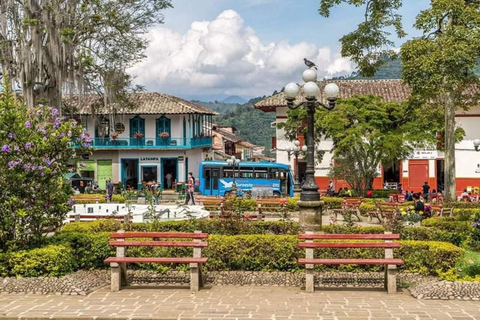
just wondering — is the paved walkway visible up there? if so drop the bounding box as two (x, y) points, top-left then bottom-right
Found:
(0, 285), (479, 320)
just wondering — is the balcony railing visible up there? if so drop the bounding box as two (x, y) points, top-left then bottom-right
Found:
(77, 136), (212, 149)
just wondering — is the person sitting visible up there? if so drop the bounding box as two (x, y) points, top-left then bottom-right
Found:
(72, 186), (81, 195)
(405, 190), (413, 202)
(412, 193), (424, 213)
(366, 189), (373, 198)
(345, 187), (353, 197)
(430, 189), (438, 202)
(460, 189), (470, 201)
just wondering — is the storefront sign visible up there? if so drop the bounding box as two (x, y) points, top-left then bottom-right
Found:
(140, 157), (159, 162)
(410, 150), (438, 159)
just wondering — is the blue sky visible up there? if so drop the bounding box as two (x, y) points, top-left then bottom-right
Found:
(129, 0), (429, 101)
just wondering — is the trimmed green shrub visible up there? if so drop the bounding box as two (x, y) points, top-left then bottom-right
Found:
(6, 245), (75, 277)
(421, 217), (471, 233)
(322, 197), (344, 209)
(372, 189), (398, 198)
(286, 198), (299, 211)
(48, 232), (463, 276)
(60, 219), (301, 235)
(224, 197), (257, 213)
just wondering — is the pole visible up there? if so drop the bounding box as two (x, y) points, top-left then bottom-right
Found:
(294, 151), (300, 189)
(300, 98), (320, 202)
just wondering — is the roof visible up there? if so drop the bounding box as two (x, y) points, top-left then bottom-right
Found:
(64, 92), (217, 115)
(254, 79), (411, 112)
(214, 127), (243, 143)
(64, 173), (81, 180)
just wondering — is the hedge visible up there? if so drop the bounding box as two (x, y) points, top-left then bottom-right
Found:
(421, 217), (471, 233)
(60, 219), (301, 235)
(4, 245), (75, 277)
(44, 232), (465, 276)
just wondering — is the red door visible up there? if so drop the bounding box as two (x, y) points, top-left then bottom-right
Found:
(409, 160), (429, 192)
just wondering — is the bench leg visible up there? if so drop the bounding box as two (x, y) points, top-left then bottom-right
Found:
(120, 263), (128, 286)
(385, 265), (397, 294)
(305, 266), (314, 293)
(111, 263), (121, 292)
(190, 263), (200, 291)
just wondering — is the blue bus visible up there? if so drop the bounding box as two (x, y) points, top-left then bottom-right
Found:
(198, 161), (294, 197)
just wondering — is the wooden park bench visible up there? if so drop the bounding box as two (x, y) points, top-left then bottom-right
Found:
(72, 195), (102, 203)
(68, 214), (131, 223)
(198, 197), (225, 218)
(256, 198), (286, 215)
(430, 204), (453, 217)
(297, 232), (403, 294)
(367, 202), (399, 223)
(332, 198), (363, 221)
(104, 231), (209, 292)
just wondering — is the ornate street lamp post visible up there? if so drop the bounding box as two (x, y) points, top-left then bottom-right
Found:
(286, 140), (308, 197)
(284, 67), (339, 226)
(227, 155), (240, 197)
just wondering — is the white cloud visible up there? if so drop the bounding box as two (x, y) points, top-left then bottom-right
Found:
(129, 10), (354, 99)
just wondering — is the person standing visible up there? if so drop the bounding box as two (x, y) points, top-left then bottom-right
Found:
(422, 181), (430, 201)
(184, 172), (195, 205)
(327, 180), (335, 196)
(165, 172), (173, 189)
(106, 179), (114, 202)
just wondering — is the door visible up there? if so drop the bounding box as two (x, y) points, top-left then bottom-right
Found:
(97, 159), (112, 190)
(156, 115), (171, 146)
(409, 160), (429, 192)
(130, 116), (145, 146)
(204, 168), (220, 195)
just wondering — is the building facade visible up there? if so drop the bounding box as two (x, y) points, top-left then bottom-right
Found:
(66, 92), (216, 190)
(255, 79), (480, 195)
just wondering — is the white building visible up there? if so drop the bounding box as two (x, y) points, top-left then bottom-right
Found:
(65, 92), (216, 190)
(254, 79), (480, 195)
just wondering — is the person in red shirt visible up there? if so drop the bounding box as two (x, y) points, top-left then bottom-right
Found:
(184, 172), (196, 205)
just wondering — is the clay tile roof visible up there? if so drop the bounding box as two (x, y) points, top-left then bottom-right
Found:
(254, 79), (411, 112)
(216, 128), (243, 143)
(63, 92), (217, 115)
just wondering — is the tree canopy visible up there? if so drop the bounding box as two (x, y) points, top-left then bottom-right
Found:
(319, 0), (480, 200)
(0, 0), (172, 112)
(280, 95), (441, 195)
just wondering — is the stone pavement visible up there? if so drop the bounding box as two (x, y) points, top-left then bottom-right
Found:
(0, 285), (479, 320)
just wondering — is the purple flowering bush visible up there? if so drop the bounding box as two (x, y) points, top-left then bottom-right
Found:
(0, 89), (90, 250)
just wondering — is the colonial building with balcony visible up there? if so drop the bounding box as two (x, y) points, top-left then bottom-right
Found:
(65, 92), (216, 190)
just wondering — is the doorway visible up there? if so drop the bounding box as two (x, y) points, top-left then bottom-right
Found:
(297, 161), (307, 185)
(122, 159), (139, 189)
(161, 158), (178, 190)
(141, 166), (158, 184)
(204, 167), (220, 196)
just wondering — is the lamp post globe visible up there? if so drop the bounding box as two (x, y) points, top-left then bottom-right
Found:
(302, 69), (317, 83)
(324, 83), (340, 100)
(294, 140), (300, 147)
(284, 83), (300, 98)
(474, 139), (480, 151)
(303, 82), (320, 98)
(301, 145), (308, 152)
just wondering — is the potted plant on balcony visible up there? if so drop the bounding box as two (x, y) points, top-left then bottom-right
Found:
(133, 132), (144, 139)
(110, 132), (119, 140)
(159, 132), (169, 140)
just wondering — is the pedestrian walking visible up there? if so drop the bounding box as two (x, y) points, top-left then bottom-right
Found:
(184, 172), (196, 205)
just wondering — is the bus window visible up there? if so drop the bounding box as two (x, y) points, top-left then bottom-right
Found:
(269, 168), (280, 179)
(239, 167), (254, 178)
(223, 168), (233, 178)
(254, 167), (268, 179)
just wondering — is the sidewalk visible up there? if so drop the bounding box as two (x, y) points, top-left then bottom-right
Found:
(0, 285), (479, 320)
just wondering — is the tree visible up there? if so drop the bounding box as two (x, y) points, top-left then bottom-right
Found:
(0, 85), (91, 251)
(319, 0), (480, 201)
(280, 95), (440, 195)
(0, 0), (172, 113)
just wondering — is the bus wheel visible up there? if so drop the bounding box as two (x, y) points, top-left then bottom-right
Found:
(273, 192), (281, 198)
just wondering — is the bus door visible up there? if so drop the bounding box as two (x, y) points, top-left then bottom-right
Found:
(204, 167), (220, 195)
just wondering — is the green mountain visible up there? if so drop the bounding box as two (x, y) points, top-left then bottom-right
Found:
(193, 97), (275, 157)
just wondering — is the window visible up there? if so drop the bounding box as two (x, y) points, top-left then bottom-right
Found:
(239, 167), (254, 178)
(254, 167), (268, 179)
(269, 168), (280, 179)
(222, 168), (233, 178)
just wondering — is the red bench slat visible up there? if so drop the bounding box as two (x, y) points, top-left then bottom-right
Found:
(298, 258), (404, 265)
(298, 234), (400, 240)
(298, 242), (401, 248)
(108, 241), (208, 247)
(104, 257), (208, 264)
(110, 232), (209, 239)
